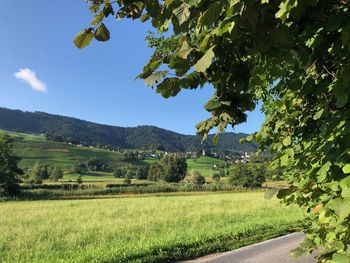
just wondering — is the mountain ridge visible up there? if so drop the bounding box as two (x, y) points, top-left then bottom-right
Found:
(0, 107), (256, 152)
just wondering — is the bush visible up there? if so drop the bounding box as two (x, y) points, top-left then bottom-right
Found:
(212, 173), (221, 182)
(77, 175), (83, 184)
(123, 178), (131, 184)
(184, 171), (206, 185)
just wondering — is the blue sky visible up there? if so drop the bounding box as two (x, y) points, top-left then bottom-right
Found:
(0, 1), (264, 135)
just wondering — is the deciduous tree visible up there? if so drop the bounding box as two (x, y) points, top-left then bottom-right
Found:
(0, 135), (22, 196)
(77, 1), (350, 260)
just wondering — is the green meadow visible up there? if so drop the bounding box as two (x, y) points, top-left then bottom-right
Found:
(187, 156), (226, 177)
(0, 192), (305, 263)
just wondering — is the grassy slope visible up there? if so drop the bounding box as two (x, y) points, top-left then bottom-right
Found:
(0, 192), (305, 263)
(0, 129), (154, 182)
(0, 130), (125, 168)
(187, 156), (226, 177)
(2, 129), (226, 181)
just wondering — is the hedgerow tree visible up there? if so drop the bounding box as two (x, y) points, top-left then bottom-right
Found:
(0, 135), (22, 196)
(161, 154), (188, 182)
(49, 166), (64, 182)
(228, 163), (266, 188)
(76, 0), (350, 261)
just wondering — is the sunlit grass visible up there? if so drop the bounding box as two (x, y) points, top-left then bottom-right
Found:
(0, 191), (305, 263)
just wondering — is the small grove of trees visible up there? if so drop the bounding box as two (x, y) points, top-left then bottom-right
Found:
(184, 171), (205, 185)
(228, 163), (266, 188)
(147, 155), (187, 183)
(0, 135), (22, 196)
(74, 160), (88, 174)
(113, 166), (138, 179)
(85, 157), (107, 171)
(113, 167), (125, 178)
(25, 163), (65, 184)
(147, 163), (164, 181)
(74, 158), (108, 174)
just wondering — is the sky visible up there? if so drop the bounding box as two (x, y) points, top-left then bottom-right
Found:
(0, 1), (264, 135)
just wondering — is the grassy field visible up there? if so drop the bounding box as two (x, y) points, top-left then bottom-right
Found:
(0, 129), (138, 169)
(0, 192), (305, 263)
(187, 156), (226, 177)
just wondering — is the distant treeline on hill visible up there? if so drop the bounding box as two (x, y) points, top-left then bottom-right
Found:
(0, 107), (257, 152)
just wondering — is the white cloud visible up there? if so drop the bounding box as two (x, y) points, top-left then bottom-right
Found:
(14, 68), (47, 92)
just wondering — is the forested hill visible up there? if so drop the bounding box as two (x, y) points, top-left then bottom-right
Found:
(0, 107), (257, 152)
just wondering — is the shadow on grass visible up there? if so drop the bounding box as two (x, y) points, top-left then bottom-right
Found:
(101, 223), (305, 263)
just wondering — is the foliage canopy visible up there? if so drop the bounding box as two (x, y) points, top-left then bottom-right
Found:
(77, 0), (350, 261)
(0, 135), (22, 196)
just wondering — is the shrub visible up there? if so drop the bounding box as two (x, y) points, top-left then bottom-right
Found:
(77, 175), (83, 184)
(184, 171), (206, 185)
(212, 173), (221, 182)
(123, 178), (131, 184)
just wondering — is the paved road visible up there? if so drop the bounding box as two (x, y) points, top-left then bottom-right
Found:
(183, 233), (317, 263)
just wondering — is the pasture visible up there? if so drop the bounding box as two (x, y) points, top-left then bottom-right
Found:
(0, 192), (305, 263)
(187, 156), (226, 177)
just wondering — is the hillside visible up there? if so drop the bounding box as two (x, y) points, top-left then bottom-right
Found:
(0, 107), (257, 152)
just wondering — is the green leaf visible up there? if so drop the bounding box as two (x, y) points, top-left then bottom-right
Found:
(94, 23), (110, 42)
(213, 133), (220, 145)
(245, 134), (254, 142)
(280, 154), (289, 166)
(317, 161), (331, 183)
(313, 109), (324, 120)
(275, 0), (297, 22)
(333, 253), (350, 263)
(194, 46), (215, 72)
(177, 40), (193, 59)
(74, 28), (94, 49)
(334, 86), (348, 108)
(204, 99), (221, 111)
(173, 3), (190, 25)
(144, 71), (168, 87)
(156, 78), (181, 98)
(283, 136), (291, 146)
(91, 13), (104, 25)
(342, 164), (350, 174)
(199, 2), (222, 26)
(328, 197), (350, 220)
(277, 188), (295, 199)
